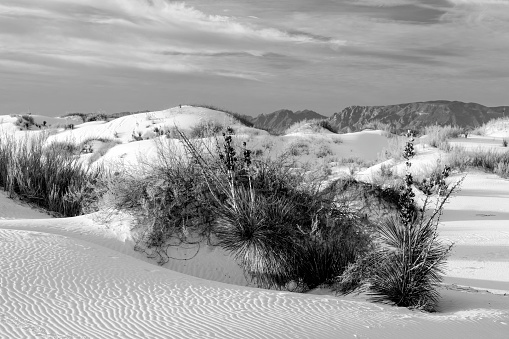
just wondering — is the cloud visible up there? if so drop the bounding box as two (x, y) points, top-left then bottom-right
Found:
(1, 0), (508, 116)
(0, 0), (344, 83)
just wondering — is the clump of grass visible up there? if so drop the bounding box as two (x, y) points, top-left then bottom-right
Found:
(446, 146), (509, 178)
(14, 114), (35, 130)
(88, 139), (122, 163)
(424, 125), (464, 148)
(337, 131), (459, 312)
(190, 120), (225, 139)
(378, 135), (408, 161)
(189, 104), (255, 127)
(286, 140), (310, 156)
(316, 144), (333, 158)
(0, 131), (103, 216)
(285, 119), (338, 135)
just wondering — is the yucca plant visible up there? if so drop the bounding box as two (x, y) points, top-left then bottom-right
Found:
(367, 130), (461, 311)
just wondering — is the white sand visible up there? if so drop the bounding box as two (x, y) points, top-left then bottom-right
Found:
(0, 107), (508, 338)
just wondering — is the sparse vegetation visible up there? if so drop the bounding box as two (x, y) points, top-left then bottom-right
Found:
(14, 114), (35, 130)
(446, 146), (509, 178)
(286, 140), (310, 156)
(189, 104), (255, 127)
(190, 120), (225, 139)
(285, 119), (338, 135)
(0, 131), (103, 216)
(337, 131), (458, 311)
(424, 125), (464, 148)
(316, 144), (333, 158)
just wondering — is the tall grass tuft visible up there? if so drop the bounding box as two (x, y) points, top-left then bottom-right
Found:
(447, 147), (509, 178)
(0, 131), (102, 216)
(338, 131), (459, 311)
(424, 125), (464, 148)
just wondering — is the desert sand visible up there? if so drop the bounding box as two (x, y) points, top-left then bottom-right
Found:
(0, 107), (508, 338)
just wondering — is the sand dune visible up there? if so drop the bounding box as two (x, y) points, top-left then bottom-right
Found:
(1, 221), (508, 338)
(1, 107), (509, 338)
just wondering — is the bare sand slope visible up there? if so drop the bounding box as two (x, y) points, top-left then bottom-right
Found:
(1, 226), (509, 339)
(441, 172), (509, 293)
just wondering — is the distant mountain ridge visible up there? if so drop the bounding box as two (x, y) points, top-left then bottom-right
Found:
(329, 100), (509, 133)
(250, 109), (326, 132)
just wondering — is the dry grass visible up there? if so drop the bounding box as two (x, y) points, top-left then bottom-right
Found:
(0, 131), (103, 216)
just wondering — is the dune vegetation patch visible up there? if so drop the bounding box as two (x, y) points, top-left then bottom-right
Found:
(285, 119), (339, 135)
(0, 131), (103, 216)
(446, 146), (509, 178)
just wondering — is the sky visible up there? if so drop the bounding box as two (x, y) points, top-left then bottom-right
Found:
(1, 0), (508, 117)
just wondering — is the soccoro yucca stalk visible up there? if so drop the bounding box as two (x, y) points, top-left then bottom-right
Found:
(368, 130), (462, 311)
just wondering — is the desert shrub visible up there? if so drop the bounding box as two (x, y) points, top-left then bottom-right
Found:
(88, 140), (121, 163)
(316, 144), (333, 158)
(286, 140), (310, 156)
(86, 113), (109, 122)
(179, 128), (372, 291)
(424, 125), (463, 148)
(447, 147), (509, 178)
(316, 120), (338, 134)
(189, 104), (254, 127)
(337, 131), (458, 311)
(99, 139), (219, 264)
(48, 141), (81, 156)
(285, 119), (338, 135)
(378, 135), (407, 161)
(360, 120), (396, 134)
(14, 115), (35, 130)
(190, 120), (225, 139)
(0, 131), (102, 216)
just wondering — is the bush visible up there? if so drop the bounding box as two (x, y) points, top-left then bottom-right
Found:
(446, 147), (509, 178)
(14, 115), (35, 130)
(503, 139), (508, 147)
(189, 104), (255, 127)
(337, 131), (458, 311)
(0, 131), (102, 216)
(99, 138), (218, 264)
(285, 119), (338, 135)
(316, 144), (333, 158)
(286, 140), (310, 156)
(178, 128), (371, 290)
(316, 120), (338, 134)
(190, 120), (225, 139)
(424, 125), (463, 148)
(378, 135), (408, 161)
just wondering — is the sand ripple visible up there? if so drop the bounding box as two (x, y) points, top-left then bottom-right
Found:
(1, 228), (508, 338)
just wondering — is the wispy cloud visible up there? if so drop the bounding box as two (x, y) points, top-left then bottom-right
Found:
(0, 0), (508, 115)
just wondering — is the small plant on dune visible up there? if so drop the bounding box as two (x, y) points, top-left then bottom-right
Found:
(0, 131), (103, 216)
(316, 120), (339, 134)
(189, 104), (255, 127)
(190, 120), (225, 139)
(286, 140), (310, 156)
(424, 125), (463, 149)
(337, 131), (460, 311)
(316, 144), (333, 158)
(446, 147), (509, 178)
(285, 119), (338, 135)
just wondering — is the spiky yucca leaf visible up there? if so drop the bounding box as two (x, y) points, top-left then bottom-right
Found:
(368, 217), (451, 310)
(215, 187), (302, 288)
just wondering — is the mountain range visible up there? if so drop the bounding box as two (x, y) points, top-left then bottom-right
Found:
(249, 101), (509, 133)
